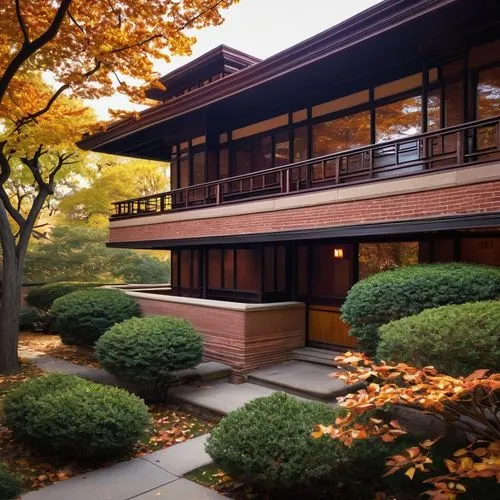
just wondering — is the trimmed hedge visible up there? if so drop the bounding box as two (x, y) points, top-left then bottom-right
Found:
(3, 373), (150, 461)
(95, 316), (203, 399)
(341, 263), (500, 354)
(26, 282), (98, 312)
(51, 288), (140, 346)
(206, 392), (405, 497)
(19, 307), (41, 330)
(377, 300), (500, 376)
(0, 464), (21, 500)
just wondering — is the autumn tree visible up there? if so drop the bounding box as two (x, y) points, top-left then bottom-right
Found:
(0, 0), (238, 374)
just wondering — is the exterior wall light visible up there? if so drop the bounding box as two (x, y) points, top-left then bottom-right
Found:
(333, 248), (344, 259)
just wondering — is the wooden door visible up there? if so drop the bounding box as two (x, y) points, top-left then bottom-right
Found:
(308, 305), (357, 348)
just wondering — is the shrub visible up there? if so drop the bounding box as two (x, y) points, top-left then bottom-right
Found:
(377, 300), (500, 376)
(19, 307), (41, 330)
(205, 392), (405, 497)
(26, 282), (98, 312)
(3, 373), (150, 461)
(51, 288), (140, 345)
(0, 464), (21, 500)
(341, 263), (500, 354)
(95, 316), (203, 399)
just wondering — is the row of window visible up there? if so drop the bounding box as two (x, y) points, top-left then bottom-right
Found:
(170, 65), (500, 189)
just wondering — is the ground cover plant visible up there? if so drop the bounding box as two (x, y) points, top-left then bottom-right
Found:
(95, 316), (203, 401)
(377, 300), (500, 376)
(341, 263), (500, 354)
(51, 288), (140, 346)
(0, 463), (21, 500)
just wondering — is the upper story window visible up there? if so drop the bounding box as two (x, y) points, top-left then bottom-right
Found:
(375, 95), (422, 142)
(477, 65), (500, 120)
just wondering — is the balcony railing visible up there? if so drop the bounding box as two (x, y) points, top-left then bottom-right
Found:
(112, 116), (500, 219)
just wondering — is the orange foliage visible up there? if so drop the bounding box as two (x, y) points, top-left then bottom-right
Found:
(312, 352), (500, 499)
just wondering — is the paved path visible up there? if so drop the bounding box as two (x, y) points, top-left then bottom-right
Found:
(18, 351), (226, 499)
(22, 435), (223, 500)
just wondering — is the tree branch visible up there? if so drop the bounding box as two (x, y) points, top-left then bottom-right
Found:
(15, 0), (30, 43)
(0, 142), (26, 227)
(14, 59), (101, 131)
(0, 0), (73, 105)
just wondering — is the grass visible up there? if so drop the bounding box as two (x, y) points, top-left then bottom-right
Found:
(0, 356), (216, 494)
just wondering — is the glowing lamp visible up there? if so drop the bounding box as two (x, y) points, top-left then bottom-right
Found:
(333, 248), (344, 259)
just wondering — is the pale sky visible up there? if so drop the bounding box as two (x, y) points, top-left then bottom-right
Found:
(89, 0), (382, 119)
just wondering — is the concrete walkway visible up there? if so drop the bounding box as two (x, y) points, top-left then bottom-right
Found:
(22, 435), (224, 500)
(18, 351), (227, 499)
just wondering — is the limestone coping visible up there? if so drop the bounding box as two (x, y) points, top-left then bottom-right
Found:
(118, 288), (305, 312)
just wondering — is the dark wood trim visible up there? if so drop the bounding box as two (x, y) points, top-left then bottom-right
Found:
(107, 213), (500, 249)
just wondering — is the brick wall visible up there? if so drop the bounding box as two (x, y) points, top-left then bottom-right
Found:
(135, 296), (306, 373)
(109, 181), (500, 243)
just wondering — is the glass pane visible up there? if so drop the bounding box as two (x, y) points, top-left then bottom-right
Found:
(252, 135), (272, 171)
(219, 148), (229, 178)
(233, 139), (252, 175)
(427, 89), (441, 131)
(263, 246), (275, 292)
(293, 125), (308, 162)
(275, 129), (290, 166)
(358, 242), (419, 280)
(477, 66), (500, 120)
(223, 249), (234, 289)
(192, 151), (205, 185)
(445, 81), (463, 126)
(236, 249), (260, 292)
(275, 246), (287, 292)
(179, 152), (189, 188)
(376, 96), (422, 143)
(180, 250), (191, 288)
(313, 110), (371, 156)
(208, 249), (222, 288)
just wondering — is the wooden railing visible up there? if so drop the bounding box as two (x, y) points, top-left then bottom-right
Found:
(111, 116), (500, 219)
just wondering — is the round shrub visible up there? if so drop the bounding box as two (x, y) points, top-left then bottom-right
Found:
(206, 392), (404, 497)
(3, 373), (150, 461)
(377, 300), (500, 376)
(51, 288), (140, 345)
(95, 316), (203, 397)
(19, 307), (41, 330)
(341, 263), (500, 354)
(0, 464), (21, 500)
(26, 282), (98, 312)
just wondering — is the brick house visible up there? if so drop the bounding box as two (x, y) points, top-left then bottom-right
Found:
(79, 0), (500, 374)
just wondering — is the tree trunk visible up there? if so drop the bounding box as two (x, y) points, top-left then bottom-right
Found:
(0, 252), (22, 374)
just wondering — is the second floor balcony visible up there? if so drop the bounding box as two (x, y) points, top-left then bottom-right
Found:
(111, 116), (500, 220)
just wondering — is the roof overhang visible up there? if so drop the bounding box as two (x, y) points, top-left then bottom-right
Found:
(78, 0), (493, 158)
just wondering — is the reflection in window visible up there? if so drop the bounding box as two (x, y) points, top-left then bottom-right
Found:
(275, 129), (290, 166)
(477, 66), (500, 150)
(427, 89), (441, 131)
(293, 126), (308, 162)
(376, 96), (422, 143)
(358, 242), (419, 280)
(233, 139), (252, 175)
(477, 66), (500, 119)
(179, 152), (189, 188)
(252, 135), (272, 171)
(192, 151), (205, 185)
(312, 110), (370, 156)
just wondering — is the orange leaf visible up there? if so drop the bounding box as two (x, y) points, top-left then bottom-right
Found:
(453, 448), (468, 457)
(405, 467), (416, 480)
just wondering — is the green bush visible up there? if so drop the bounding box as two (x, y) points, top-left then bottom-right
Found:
(0, 464), (21, 500)
(377, 300), (500, 376)
(206, 392), (405, 497)
(19, 307), (41, 330)
(51, 288), (140, 346)
(95, 316), (203, 399)
(341, 263), (500, 354)
(3, 373), (150, 461)
(26, 282), (98, 312)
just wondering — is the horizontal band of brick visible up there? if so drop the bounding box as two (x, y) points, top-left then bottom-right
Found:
(109, 181), (500, 244)
(135, 297), (306, 373)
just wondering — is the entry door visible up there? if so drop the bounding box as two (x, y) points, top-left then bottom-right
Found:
(308, 305), (357, 348)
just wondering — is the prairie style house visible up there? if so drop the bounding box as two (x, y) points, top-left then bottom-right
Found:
(80, 0), (500, 373)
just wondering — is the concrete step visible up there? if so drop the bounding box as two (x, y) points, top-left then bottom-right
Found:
(246, 360), (361, 403)
(292, 347), (345, 367)
(175, 361), (231, 384)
